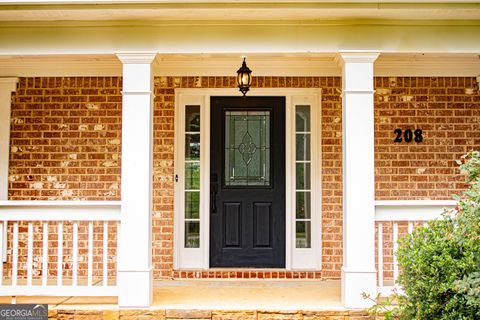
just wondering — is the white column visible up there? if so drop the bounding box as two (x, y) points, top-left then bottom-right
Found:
(0, 78), (18, 263)
(0, 78), (18, 200)
(116, 53), (156, 308)
(339, 52), (379, 309)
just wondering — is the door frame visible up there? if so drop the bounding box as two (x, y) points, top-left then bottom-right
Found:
(174, 88), (322, 271)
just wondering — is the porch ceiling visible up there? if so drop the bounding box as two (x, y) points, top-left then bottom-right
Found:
(0, 52), (479, 77)
(1, 1), (480, 22)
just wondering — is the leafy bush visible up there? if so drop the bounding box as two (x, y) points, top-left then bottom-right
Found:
(366, 151), (480, 319)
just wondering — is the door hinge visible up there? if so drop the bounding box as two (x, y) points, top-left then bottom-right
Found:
(175, 174), (178, 182)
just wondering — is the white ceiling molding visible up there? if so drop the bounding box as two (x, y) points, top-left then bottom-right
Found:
(5, 0), (480, 3)
(1, 1), (480, 22)
(0, 53), (479, 77)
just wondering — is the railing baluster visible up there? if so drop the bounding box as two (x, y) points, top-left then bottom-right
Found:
(12, 222), (18, 286)
(27, 222), (33, 286)
(57, 222), (63, 286)
(116, 221), (120, 283)
(103, 221), (108, 286)
(393, 222), (399, 285)
(408, 221), (413, 234)
(72, 222), (78, 286)
(88, 221), (93, 286)
(0, 222), (3, 286)
(2, 221), (6, 263)
(378, 222), (383, 287)
(42, 222), (48, 286)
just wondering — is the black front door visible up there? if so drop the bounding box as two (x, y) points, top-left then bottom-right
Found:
(210, 96), (285, 268)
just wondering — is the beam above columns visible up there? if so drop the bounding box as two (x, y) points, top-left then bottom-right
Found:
(116, 52), (156, 308)
(2, 23), (480, 55)
(338, 51), (380, 309)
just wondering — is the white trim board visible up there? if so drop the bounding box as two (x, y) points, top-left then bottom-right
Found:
(1, 53), (480, 77)
(375, 200), (456, 222)
(174, 88), (322, 271)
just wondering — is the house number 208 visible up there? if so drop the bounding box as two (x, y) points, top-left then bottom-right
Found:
(394, 128), (423, 143)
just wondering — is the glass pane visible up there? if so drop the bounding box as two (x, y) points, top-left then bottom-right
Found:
(296, 191), (311, 219)
(184, 105), (201, 249)
(296, 162), (311, 190)
(296, 221), (311, 248)
(185, 162), (200, 189)
(185, 221), (200, 248)
(185, 191), (200, 219)
(225, 111), (270, 186)
(185, 106), (200, 132)
(296, 133), (311, 161)
(296, 105), (310, 132)
(185, 133), (200, 160)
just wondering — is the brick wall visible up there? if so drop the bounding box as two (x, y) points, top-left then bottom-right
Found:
(5, 76), (479, 282)
(8, 77), (122, 200)
(374, 77), (479, 200)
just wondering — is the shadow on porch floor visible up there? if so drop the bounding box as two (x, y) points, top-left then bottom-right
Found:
(0, 279), (344, 311)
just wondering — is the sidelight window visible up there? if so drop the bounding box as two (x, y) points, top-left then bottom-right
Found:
(295, 105), (312, 248)
(184, 106), (201, 248)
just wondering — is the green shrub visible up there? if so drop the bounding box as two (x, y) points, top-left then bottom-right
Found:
(366, 151), (480, 319)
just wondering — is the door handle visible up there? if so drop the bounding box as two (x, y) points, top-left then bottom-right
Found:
(211, 173), (218, 213)
(211, 186), (217, 213)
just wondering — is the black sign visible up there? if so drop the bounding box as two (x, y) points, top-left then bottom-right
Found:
(394, 128), (423, 143)
(0, 304), (48, 320)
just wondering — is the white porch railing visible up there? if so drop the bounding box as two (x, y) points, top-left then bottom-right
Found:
(0, 201), (120, 297)
(375, 200), (456, 296)
(0, 199), (459, 300)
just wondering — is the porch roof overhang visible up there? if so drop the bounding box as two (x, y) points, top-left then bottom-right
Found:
(0, 0), (479, 76)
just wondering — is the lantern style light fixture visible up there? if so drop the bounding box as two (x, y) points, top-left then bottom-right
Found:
(236, 57), (252, 96)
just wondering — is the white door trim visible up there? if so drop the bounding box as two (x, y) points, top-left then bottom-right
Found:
(174, 88), (322, 271)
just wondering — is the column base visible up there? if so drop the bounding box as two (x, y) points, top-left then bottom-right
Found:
(118, 268), (153, 308)
(341, 267), (376, 309)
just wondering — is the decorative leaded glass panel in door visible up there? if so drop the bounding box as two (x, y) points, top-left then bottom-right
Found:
(224, 111), (271, 187)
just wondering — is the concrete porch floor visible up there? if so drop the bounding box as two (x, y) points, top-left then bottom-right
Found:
(0, 279), (344, 311)
(152, 280), (344, 311)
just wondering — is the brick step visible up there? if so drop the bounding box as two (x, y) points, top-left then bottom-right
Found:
(48, 309), (374, 320)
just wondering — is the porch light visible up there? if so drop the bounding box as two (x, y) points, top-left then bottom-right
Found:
(236, 57), (252, 96)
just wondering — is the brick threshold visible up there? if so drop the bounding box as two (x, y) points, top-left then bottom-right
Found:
(172, 269), (324, 279)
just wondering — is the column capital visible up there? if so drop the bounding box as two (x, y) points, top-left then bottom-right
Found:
(336, 51), (381, 65)
(116, 52), (157, 64)
(0, 77), (19, 93)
